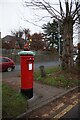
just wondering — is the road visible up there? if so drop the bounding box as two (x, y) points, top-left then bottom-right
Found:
(15, 60), (59, 71)
(2, 60), (59, 79)
(60, 103), (80, 119)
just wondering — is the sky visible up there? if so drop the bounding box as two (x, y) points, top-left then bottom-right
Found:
(0, 0), (79, 45)
(0, 0), (51, 38)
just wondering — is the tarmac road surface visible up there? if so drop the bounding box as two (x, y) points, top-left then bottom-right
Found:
(2, 60), (59, 79)
(15, 60), (60, 71)
(60, 103), (80, 119)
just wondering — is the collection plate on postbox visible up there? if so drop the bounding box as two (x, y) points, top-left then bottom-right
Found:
(29, 63), (32, 70)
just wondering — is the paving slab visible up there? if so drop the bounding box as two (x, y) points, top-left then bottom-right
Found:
(28, 82), (66, 109)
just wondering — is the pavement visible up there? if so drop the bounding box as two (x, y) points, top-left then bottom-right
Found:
(28, 82), (65, 108)
(3, 74), (78, 119)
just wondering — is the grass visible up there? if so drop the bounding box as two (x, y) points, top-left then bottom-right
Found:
(2, 83), (27, 119)
(34, 66), (79, 88)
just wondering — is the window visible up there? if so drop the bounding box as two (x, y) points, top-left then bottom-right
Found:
(2, 58), (10, 62)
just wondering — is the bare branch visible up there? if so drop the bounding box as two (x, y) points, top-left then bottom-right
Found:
(59, 0), (65, 18)
(65, 1), (69, 17)
(34, 16), (51, 22)
(75, 1), (80, 23)
(72, 2), (80, 19)
(74, 15), (80, 22)
(24, 0), (62, 19)
(44, 1), (58, 17)
(69, 0), (73, 15)
(24, 18), (42, 28)
(43, 0), (61, 16)
(39, 2), (62, 21)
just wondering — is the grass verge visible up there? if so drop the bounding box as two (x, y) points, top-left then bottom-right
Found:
(2, 83), (27, 119)
(34, 66), (80, 88)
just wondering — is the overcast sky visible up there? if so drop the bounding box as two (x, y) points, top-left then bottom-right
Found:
(0, 0), (52, 38)
(0, 0), (79, 45)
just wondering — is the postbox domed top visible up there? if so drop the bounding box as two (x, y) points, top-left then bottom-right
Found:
(18, 51), (35, 56)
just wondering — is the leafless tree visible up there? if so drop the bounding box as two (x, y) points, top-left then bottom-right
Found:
(24, 0), (80, 72)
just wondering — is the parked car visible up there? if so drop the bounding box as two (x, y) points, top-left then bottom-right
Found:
(0, 56), (15, 72)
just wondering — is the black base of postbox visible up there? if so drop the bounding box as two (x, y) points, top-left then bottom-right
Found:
(21, 88), (33, 99)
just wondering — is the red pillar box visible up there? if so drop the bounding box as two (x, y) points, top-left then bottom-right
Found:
(18, 51), (35, 99)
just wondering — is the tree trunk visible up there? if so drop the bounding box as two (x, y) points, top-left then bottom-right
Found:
(77, 43), (80, 74)
(61, 16), (74, 72)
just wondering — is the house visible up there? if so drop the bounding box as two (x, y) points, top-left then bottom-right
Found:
(2, 35), (25, 49)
